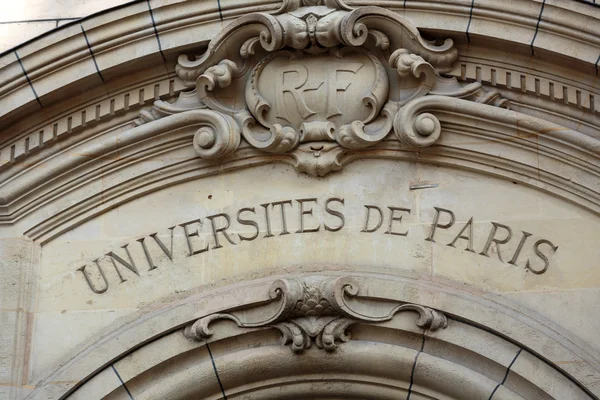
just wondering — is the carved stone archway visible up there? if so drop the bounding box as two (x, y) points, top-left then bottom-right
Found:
(0, 0), (599, 399)
(34, 272), (596, 400)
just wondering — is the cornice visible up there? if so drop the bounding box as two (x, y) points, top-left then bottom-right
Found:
(0, 74), (185, 176)
(448, 53), (600, 136)
(0, 0), (597, 125)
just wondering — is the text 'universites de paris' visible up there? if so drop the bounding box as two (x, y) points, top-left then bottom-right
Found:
(78, 197), (558, 294)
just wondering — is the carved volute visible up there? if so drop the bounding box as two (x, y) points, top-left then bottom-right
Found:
(137, 0), (508, 176)
(183, 276), (448, 353)
(2, 1), (600, 399)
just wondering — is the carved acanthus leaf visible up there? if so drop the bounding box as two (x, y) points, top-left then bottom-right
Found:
(199, 60), (240, 92)
(390, 49), (435, 90)
(274, 316), (355, 353)
(135, 91), (206, 126)
(183, 276), (447, 353)
(290, 142), (345, 177)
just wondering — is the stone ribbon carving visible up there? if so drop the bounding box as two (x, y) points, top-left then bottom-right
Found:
(138, 0), (508, 175)
(183, 276), (447, 353)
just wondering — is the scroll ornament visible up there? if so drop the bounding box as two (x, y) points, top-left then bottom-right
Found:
(183, 276), (447, 353)
(137, 0), (509, 176)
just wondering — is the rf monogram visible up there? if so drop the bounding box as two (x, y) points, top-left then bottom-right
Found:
(275, 62), (363, 123)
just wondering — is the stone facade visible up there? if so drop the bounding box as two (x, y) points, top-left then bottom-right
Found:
(0, 0), (599, 399)
(0, 1), (130, 52)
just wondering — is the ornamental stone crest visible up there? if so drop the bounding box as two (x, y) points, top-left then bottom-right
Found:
(138, 0), (508, 176)
(183, 276), (447, 353)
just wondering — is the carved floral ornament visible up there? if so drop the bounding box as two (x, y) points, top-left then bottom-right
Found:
(137, 0), (509, 176)
(183, 276), (447, 353)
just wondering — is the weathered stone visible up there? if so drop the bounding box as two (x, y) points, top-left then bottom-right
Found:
(0, 0), (599, 399)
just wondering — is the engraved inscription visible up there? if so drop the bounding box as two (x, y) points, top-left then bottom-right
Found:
(250, 51), (384, 129)
(76, 197), (559, 294)
(274, 62), (363, 122)
(275, 64), (321, 121)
